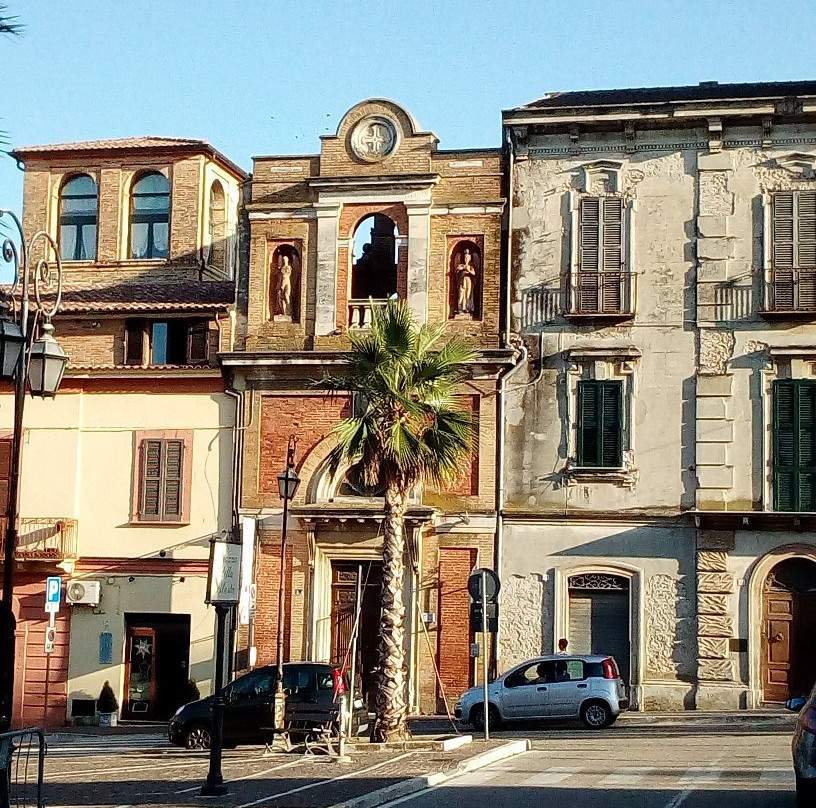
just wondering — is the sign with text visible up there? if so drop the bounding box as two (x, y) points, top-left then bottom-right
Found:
(45, 576), (62, 614)
(207, 540), (242, 604)
(44, 625), (56, 654)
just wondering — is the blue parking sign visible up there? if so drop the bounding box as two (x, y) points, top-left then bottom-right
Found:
(45, 576), (61, 613)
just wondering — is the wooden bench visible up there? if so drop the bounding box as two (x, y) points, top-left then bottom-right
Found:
(261, 711), (341, 757)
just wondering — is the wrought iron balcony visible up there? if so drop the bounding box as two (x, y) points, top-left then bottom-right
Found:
(761, 268), (816, 317)
(348, 298), (389, 329)
(0, 517), (78, 561)
(567, 270), (636, 319)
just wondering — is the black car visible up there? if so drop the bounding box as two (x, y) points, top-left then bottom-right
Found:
(169, 662), (369, 749)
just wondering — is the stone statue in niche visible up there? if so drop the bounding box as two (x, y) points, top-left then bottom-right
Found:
(271, 249), (298, 322)
(454, 246), (479, 318)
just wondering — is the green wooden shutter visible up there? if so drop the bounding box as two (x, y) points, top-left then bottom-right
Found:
(577, 381), (599, 466)
(577, 381), (623, 468)
(774, 380), (816, 511)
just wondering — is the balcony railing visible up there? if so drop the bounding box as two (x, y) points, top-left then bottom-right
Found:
(567, 270), (636, 318)
(762, 268), (816, 315)
(0, 517), (78, 561)
(348, 298), (389, 329)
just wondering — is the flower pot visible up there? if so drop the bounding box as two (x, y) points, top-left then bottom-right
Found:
(98, 712), (118, 728)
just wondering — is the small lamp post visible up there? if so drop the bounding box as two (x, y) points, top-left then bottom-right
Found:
(0, 210), (66, 733)
(273, 436), (299, 730)
(201, 531), (242, 797)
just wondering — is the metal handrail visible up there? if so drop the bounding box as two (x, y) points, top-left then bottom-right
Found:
(0, 518), (78, 561)
(0, 728), (45, 808)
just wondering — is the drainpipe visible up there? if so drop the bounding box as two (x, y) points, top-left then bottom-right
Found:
(494, 127), (528, 675)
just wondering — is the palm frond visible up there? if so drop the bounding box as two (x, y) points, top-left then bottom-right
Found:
(0, 6), (22, 36)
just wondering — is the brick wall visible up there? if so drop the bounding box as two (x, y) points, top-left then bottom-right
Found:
(253, 541), (293, 665)
(255, 393), (351, 498)
(437, 547), (476, 703)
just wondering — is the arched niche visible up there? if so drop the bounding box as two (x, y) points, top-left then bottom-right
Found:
(449, 238), (482, 319)
(207, 180), (227, 271)
(269, 243), (301, 323)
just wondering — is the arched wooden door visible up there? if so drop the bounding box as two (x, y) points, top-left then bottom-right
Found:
(762, 557), (816, 702)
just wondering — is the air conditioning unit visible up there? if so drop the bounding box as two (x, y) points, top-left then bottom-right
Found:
(66, 580), (101, 606)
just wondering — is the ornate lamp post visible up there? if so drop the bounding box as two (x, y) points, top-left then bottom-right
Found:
(0, 209), (67, 732)
(273, 436), (299, 730)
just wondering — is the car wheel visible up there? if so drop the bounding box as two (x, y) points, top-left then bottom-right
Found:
(185, 724), (212, 749)
(796, 774), (816, 808)
(581, 701), (612, 729)
(470, 704), (501, 732)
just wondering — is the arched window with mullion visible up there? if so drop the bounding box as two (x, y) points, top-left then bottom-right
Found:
(59, 174), (98, 261)
(130, 172), (170, 259)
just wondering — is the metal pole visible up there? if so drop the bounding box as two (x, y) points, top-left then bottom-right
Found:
(201, 604), (229, 797)
(272, 485), (290, 729)
(481, 570), (489, 741)
(349, 563), (362, 718)
(0, 340), (27, 733)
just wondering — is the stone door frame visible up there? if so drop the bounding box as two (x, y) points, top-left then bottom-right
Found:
(552, 562), (643, 710)
(746, 544), (816, 709)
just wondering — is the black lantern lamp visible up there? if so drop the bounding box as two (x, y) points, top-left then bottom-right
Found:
(277, 464), (301, 501)
(27, 322), (68, 398)
(0, 304), (25, 382)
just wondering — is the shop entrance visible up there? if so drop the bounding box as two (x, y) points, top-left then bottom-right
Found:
(329, 561), (382, 710)
(123, 613), (191, 720)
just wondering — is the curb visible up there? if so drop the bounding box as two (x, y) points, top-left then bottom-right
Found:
(328, 739), (530, 808)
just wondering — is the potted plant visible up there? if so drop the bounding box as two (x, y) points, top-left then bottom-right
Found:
(97, 680), (119, 727)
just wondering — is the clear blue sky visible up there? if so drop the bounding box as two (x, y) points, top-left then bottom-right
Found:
(1, 0), (815, 212)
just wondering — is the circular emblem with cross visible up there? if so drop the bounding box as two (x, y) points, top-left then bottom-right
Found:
(350, 116), (398, 162)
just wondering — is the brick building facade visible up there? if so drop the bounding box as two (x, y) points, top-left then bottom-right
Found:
(223, 100), (512, 713)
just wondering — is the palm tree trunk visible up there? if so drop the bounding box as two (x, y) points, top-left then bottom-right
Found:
(372, 485), (409, 742)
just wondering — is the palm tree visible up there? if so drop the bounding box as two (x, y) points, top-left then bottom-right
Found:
(0, 5), (22, 37)
(321, 301), (476, 741)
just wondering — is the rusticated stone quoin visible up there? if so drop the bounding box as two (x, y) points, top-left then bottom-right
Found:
(697, 550), (728, 572)
(699, 636), (730, 660)
(697, 613), (734, 638)
(697, 572), (735, 594)
(698, 658), (736, 681)
(698, 593), (729, 615)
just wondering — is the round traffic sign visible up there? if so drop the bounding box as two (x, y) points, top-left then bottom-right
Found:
(467, 568), (500, 602)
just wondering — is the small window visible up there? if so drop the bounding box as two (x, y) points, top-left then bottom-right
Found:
(577, 380), (623, 468)
(137, 437), (186, 522)
(773, 379), (816, 511)
(59, 175), (98, 261)
(130, 172), (170, 259)
(124, 319), (210, 366)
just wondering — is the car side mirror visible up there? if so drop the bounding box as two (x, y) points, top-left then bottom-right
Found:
(786, 696), (807, 711)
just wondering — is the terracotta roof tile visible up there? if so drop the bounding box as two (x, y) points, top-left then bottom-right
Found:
(6, 281), (235, 314)
(13, 136), (210, 153)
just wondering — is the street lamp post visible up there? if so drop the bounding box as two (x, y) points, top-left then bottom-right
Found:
(273, 436), (300, 730)
(0, 210), (67, 733)
(201, 531), (242, 797)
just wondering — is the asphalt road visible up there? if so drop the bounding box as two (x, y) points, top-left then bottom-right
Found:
(381, 727), (797, 808)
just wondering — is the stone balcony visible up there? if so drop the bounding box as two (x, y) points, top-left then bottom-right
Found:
(0, 517), (79, 562)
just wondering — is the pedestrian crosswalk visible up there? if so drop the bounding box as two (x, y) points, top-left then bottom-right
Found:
(454, 760), (793, 791)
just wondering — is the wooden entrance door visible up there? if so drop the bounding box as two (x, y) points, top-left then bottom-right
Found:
(330, 562), (382, 710)
(762, 591), (793, 703)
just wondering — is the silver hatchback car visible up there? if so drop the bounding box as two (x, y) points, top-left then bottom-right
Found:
(455, 654), (628, 730)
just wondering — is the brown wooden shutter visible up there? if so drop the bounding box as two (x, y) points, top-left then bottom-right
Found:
(141, 440), (163, 519)
(125, 320), (145, 365)
(773, 193), (795, 268)
(0, 439), (12, 515)
(799, 191), (816, 268)
(579, 197), (601, 274)
(187, 322), (210, 364)
(162, 440), (183, 520)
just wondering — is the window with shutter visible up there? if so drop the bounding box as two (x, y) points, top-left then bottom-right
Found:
(774, 380), (816, 511)
(577, 380), (623, 468)
(137, 437), (187, 522)
(771, 191), (816, 310)
(577, 197), (625, 314)
(187, 322), (210, 364)
(125, 320), (145, 366)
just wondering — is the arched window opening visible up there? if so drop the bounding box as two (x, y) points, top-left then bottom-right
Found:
(207, 181), (227, 271)
(59, 174), (98, 261)
(269, 244), (300, 322)
(349, 214), (398, 327)
(336, 460), (386, 498)
(130, 172), (170, 259)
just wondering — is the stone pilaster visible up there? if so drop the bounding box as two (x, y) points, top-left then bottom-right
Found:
(694, 531), (742, 709)
(314, 204), (341, 336)
(406, 203), (431, 324)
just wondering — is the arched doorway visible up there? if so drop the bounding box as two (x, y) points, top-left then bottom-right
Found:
(568, 572), (631, 687)
(761, 557), (816, 702)
(349, 214), (398, 326)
